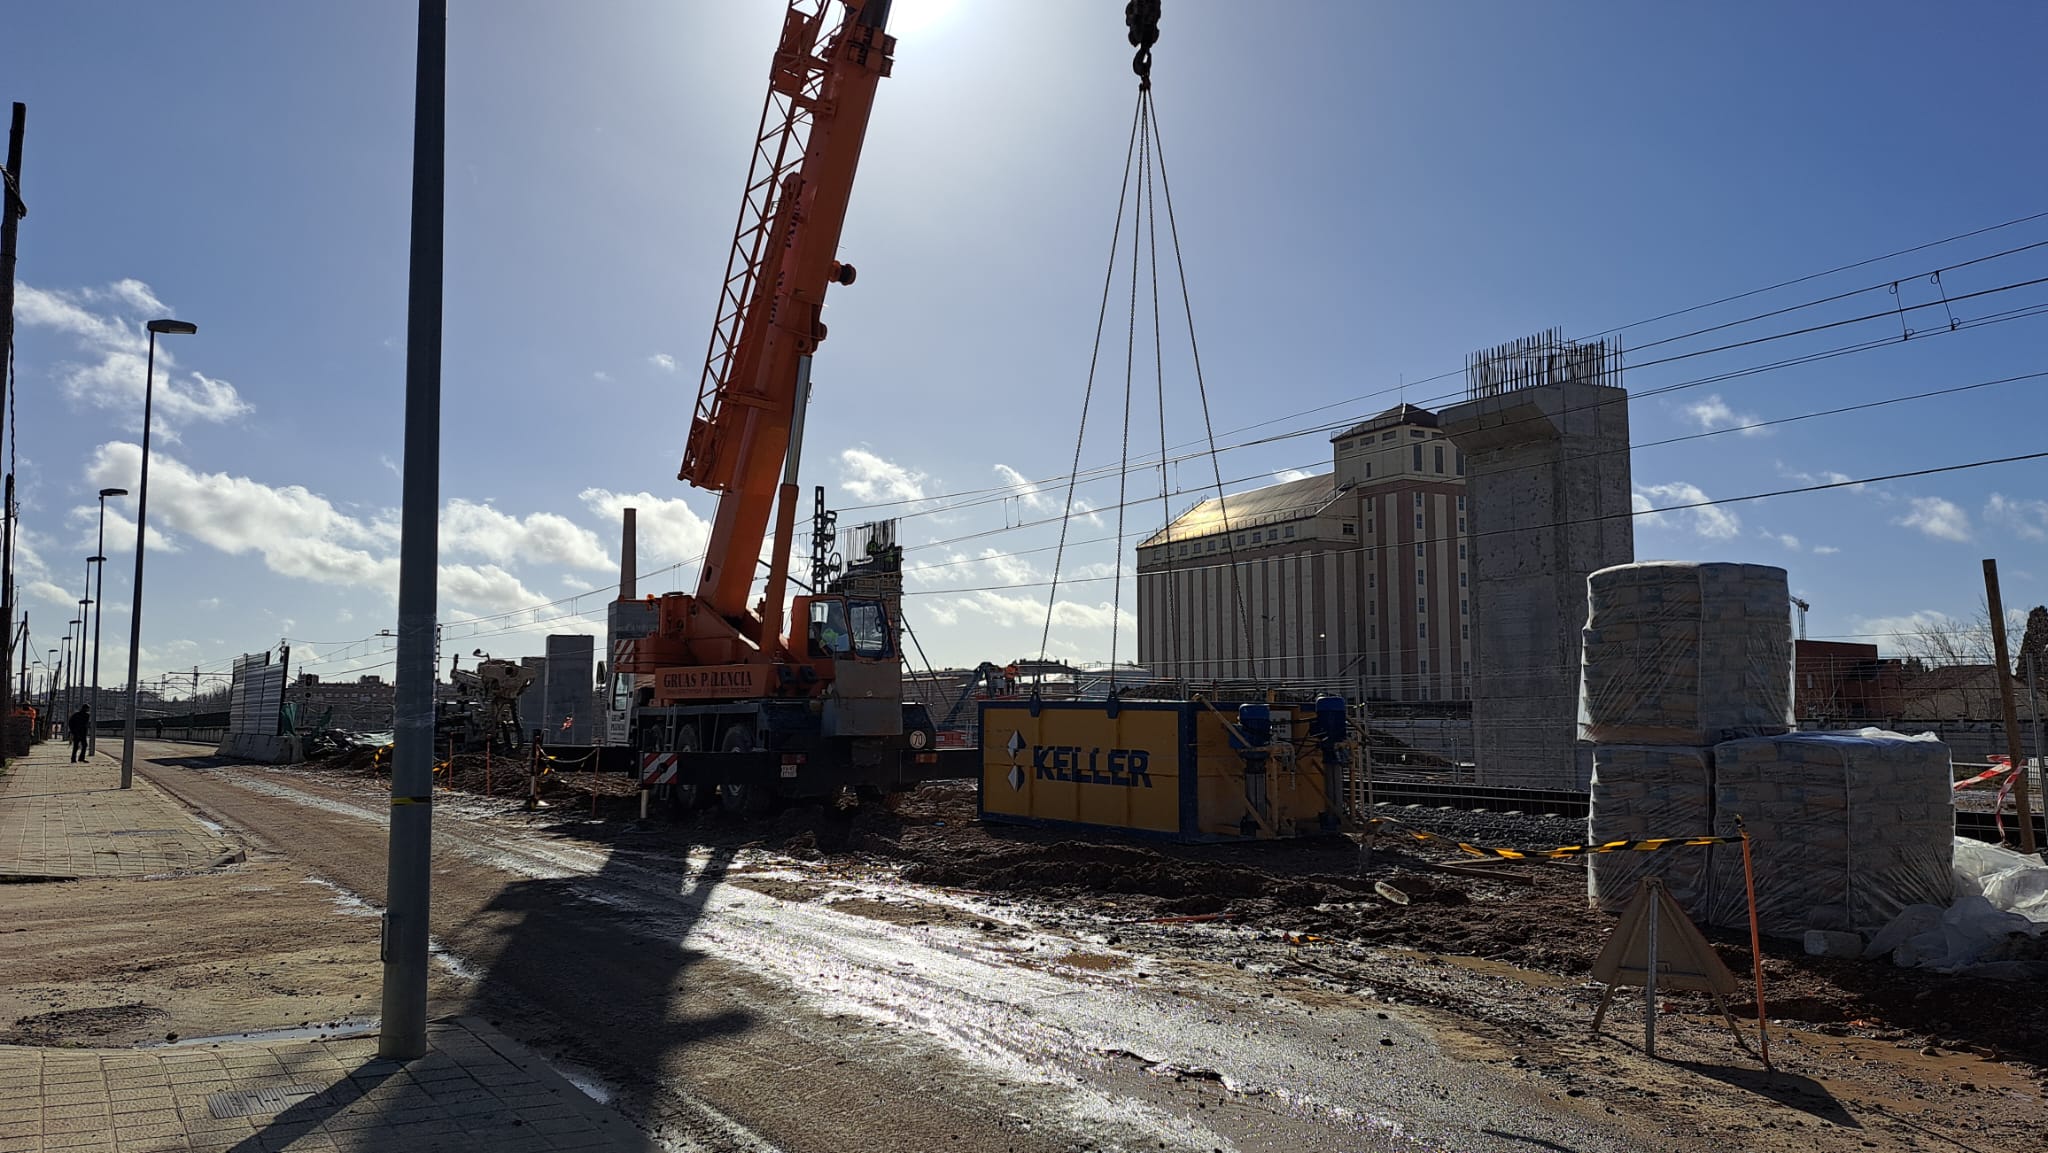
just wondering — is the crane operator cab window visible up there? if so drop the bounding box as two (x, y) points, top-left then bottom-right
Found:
(808, 597), (895, 661)
(810, 599), (851, 657)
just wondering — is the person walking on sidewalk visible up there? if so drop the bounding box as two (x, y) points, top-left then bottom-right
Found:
(68, 705), (91, 762)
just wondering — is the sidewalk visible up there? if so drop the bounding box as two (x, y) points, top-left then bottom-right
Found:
(0, 1017), (661, 1152)
(0, 742), (234, 879)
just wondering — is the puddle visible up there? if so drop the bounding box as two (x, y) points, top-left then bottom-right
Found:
(545, 1057), (618, 1105)
(428, 937), (481, 981)
(150, 1018), (380, 1048)
(302, 875), (381, 917)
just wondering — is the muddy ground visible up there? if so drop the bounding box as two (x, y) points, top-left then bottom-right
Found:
(40, 747), (2041, 1150)
(325, 750), (2048, 1071)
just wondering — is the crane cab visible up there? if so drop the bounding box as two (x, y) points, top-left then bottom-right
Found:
(791, 592), (902, 738)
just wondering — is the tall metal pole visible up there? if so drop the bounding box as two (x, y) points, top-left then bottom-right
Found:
(0, 104), (24, 754)
(380, 0), (447, 1062)
(1983, 559), (2035, 855)
(119, 333), (159, 790)
(2028, 653), (2045, 832)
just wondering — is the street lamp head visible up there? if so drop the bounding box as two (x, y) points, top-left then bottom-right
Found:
(145, 319), (198, 336)
(88, 555), (106, 564)
(98, 487), (129, 499)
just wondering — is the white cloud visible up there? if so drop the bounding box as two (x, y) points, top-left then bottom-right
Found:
(839, 448), (927, 504)
(1760, 529), (1801, 551)
(1985, 493), (2048, 541)
(1896, 496), (1971, 542)
(1633, 481), (1740, 539)
(647, 353), (677, 373)
(1811, 545), (1840, 556)
(18, 281), (252, 433)
(592, 370), (612, 384)
(1683, 394), (1765, 436)
(441, 499), (613, 572)
(578, 488), (712, 567)
(1272, 468), (1316, 483)
(1780, 463), (1865, 492)
(994, 463), (1053, 512)
(437, 563), (545, 615)
(87, 442), (397, 586)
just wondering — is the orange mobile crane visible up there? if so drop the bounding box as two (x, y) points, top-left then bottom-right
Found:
(609, 0), (967, 813)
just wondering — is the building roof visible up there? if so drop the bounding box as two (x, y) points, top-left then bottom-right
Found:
(1331, 403), (1438, 442)
(1138, 473), (1341, 547)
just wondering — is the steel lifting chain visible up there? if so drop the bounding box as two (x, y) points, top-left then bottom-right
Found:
(1125, 0), (1161, 86)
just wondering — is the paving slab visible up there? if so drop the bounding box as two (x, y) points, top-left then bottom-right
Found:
(0, 742), (233, 879)
(0, 1018), (659, 1152)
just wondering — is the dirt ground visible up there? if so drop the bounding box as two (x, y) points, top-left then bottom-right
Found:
(0, 855), (461, 1050)
(27, 750), (2041, 1150)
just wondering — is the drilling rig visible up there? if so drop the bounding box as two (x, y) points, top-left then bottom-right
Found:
(608, 0), (970, 815)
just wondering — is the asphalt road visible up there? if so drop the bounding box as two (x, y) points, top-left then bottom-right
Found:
(131, 743), (1671, 1153)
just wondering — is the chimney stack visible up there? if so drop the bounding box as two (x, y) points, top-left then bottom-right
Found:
(618, 508), (637, 601)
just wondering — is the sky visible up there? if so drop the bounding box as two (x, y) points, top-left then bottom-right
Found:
(5, 0), (2047, 699)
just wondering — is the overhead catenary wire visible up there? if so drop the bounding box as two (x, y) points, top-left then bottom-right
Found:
(826, 220), (2048, 519)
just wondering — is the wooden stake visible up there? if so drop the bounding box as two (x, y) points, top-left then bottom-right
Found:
(1984, 558), (2036, 854)
(484, 738), (492, 797)
(1740, 825), (1772, 1071)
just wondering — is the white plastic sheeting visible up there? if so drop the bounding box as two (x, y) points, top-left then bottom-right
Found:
(1864, 839), (2048, 979)
(1586, 744), (1714, 917)
(1579, 561), (1794, 746)
(1706, 730), (1954, 937)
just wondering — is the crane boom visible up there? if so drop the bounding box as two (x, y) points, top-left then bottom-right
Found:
(682, 0), (894, 645)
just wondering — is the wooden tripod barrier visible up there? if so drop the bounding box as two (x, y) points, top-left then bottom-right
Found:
(1590, 877), (1749, 1062)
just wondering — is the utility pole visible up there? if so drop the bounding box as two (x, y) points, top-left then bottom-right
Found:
(2029, 653), (2045, 833)
(1983, 559), (2035, 855)
(381, 0), (447, 1063)
(0, 104), (24, 755)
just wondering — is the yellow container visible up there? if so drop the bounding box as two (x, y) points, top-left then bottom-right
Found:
(978, 699), (1340, 841)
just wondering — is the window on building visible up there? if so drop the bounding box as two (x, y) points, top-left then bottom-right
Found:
(1339, 439), (1352, 451)
(1412, 445), (1422, 471)
(1284, 525), (1296, 538)
(1433, 445), (1444, 473)
(1414, 492), (1423, 508)
(1342, 522), (1355, 536)
(1415, 542), (1424, 557)
(1371, 661), (1378, 675)
(1419, 621), (1428, 638)
(1420, 659), (1428, 674)
(1458, 517), (1466, 532)
(1236, 534), (1245, 546)
(1179, 544), (1189, 556)
(1366, 519), (1374, 534)
(1417, 597), (1426, 613)
(1207, 539), (1217, 552)
(1461, 599), (1469, 615)
(1381, 431), (1395, 442)
(1460, 572), (1468, 588)
(1462, 624), (1470, 640)
(1369, 624), (1376, 640)
(1457, 495), (1466, 510)
(1415, 513), (1424, 530)
(1367, 599), (1375, 614)
(1410, 429), (1425, 439)
(1252, 531), (1262, 543)
(1458, 543), (1467, 560)
(1368, 572), (1376, 589)
(1364, 463), (1371, 478)
(1417, 570), (1426, 586)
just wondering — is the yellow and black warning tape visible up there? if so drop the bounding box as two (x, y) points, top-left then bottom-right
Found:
(539, 749), (599, 768)
(1364, 817), (1738, 861)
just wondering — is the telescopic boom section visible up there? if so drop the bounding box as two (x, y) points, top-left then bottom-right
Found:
(682, 0), (894, 638)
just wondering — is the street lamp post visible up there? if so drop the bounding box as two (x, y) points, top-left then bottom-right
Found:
(77, 594), (91, 738)
(64, 618), (79, 719)
(89, 487), (126, 756)
(120, 319), (196, 790)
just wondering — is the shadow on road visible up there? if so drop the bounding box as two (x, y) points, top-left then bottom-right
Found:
(456, 815), (754, 1131)
(1669, 1058), (1860, 1127)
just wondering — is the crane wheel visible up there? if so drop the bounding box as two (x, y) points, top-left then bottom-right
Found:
(661, 730), (710, 818)
(717, 724), (776, 818)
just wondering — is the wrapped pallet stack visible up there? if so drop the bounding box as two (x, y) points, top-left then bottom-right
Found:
(1707, 731), (1954, 937)
(1580, 562), (1795, 917)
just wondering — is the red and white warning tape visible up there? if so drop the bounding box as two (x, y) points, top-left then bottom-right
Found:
(1954, 764), (2019, 791)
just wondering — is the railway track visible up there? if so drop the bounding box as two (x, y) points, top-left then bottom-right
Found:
(1362, 778), (2046, 846)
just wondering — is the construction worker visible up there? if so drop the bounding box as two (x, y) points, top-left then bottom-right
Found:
(67, 704), (90, 763)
